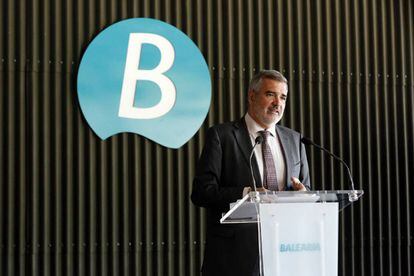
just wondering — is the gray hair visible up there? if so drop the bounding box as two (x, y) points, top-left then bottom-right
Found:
(248, 70), (288, 92)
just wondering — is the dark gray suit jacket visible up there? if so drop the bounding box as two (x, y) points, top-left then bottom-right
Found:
(191, 117), (311, 276)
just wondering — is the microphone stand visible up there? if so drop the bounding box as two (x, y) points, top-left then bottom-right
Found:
(301, 137), (359, 202)
(249, 136), (264, 276)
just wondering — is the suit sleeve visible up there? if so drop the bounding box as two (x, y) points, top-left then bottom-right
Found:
(191, 127), (245, 209)
(299, 134), (311, 190)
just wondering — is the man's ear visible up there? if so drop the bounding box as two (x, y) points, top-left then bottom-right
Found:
(247, 90), (255, 104)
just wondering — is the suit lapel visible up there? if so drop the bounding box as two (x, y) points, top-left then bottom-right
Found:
(233, 118), (263, 187)
(276, 125), (291, 188)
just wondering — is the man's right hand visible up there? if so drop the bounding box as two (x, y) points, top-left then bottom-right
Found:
(256, 187), (269, 192)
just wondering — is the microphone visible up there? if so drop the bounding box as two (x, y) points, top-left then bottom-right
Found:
(301, 137), (359, 201)
(249, 135), (263, 197)
(249, 135), (265, 276)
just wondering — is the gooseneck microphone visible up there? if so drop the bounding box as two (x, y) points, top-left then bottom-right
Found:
(249, 135), (265, 276)
(249, 135), (263, 194)
(301, 137), (358, 201)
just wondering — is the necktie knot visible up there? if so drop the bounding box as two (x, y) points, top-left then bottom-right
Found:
(259, 130), (271, 141)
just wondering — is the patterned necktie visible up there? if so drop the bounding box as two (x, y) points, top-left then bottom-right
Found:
(259, 130), (278, 191)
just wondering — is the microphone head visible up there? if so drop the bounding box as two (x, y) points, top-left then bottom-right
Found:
(255, 135), (263, 144)
(301, 137), (313, 145)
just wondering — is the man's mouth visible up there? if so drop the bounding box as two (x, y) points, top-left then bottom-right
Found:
(268, 108), (279, 115)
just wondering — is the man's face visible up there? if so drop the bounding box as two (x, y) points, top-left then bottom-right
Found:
(247, 78), (288, 128)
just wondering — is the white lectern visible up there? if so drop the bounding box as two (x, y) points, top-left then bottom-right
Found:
(220, 190), (363, 276)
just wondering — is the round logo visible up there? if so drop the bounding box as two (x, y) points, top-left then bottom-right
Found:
(77, 18), (211, 148)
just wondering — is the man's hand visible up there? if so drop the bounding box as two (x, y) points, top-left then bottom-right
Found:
(291, 177), (307, 191)
(243, 186), (271, 197)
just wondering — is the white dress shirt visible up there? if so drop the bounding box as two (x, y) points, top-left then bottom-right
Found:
(245, 113), (286, 190)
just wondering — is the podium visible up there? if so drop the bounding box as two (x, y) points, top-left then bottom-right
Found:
(220, 190), (364, 276)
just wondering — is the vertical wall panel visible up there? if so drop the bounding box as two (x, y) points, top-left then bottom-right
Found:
(0, 0), (413, 275)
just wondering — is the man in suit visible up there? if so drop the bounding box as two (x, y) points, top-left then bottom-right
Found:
(191, 70), (311, 276)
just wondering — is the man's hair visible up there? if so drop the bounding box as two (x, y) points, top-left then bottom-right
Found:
(248, 70), (288, 92)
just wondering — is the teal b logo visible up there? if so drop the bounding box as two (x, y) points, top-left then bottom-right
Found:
(77, 18), (211, 148)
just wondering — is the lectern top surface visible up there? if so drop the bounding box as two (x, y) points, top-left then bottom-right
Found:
(220, 190), (364, 224)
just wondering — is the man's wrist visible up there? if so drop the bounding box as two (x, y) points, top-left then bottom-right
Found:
(242, 187), (252, 197)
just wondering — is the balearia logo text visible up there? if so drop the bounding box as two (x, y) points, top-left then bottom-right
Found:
(280, 243), (321, 253)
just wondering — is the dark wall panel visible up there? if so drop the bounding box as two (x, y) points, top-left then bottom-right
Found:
(1, 0), (413, 275)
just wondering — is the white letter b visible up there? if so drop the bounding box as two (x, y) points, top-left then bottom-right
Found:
(118, 33), (176, 119)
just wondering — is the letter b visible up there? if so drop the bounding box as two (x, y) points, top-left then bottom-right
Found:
(118, 33), (176, 119)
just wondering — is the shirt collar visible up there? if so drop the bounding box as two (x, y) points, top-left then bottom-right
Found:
(245, 112), (277, 138)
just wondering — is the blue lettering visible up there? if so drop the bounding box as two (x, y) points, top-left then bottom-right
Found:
(279, 243), (321, 253)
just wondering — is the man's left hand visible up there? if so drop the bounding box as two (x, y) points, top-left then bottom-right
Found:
(291, 177), (307, 191)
